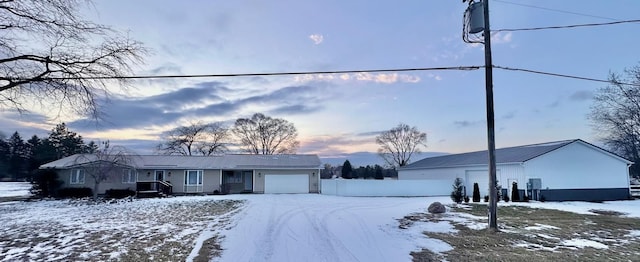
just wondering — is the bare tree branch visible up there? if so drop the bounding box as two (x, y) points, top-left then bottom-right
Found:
(73, 142), (138, 201)
(590, 64), (640, 177)
(0, 0), (147, 118)
(232, 113), (299, 154)
(157, 122), (229, 156)
(376, 123), (427, 167)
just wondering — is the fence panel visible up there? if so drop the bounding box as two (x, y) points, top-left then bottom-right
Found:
(321, 179), (452, 197)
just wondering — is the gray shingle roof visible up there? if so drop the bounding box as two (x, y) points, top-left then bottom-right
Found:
(40, 154), (322, 170)
(401, 139), (580, 170)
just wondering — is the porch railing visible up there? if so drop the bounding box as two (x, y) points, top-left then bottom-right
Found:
(136, 181), (173, 196)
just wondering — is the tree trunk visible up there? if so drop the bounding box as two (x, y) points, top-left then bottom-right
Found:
(93, 181), (99, 201)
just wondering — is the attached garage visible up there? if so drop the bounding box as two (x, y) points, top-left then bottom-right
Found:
(264, 174), (310, 194)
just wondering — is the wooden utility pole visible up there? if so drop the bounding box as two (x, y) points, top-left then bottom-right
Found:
(481, 0), (498, 231)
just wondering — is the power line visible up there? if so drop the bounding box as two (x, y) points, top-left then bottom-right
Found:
(493, 0), (618, 21)
(493, 65), (640, 87)
(34, 66), (482, 80)
(493, 19), (640, 33)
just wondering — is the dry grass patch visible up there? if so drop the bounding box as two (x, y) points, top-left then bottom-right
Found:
(406, 204), (640, 262)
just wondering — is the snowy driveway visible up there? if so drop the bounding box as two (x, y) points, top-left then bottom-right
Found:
(216, 194), (449, 262)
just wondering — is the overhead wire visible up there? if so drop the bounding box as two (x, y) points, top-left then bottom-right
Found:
(492, 0), (619, 21)
(493, 65), (640, 87)
(493, 19), (640, 33)
(30, 66), (482, 80)
(24, 64), (640, 87)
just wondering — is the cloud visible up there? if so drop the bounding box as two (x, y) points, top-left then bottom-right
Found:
(569, 90), (593, 101)
(501, 111), (516, 120)
(294, 72), (420, 84)
(547, 100), (561, 108)
(356, 131), (384, 137)
(490, 32), (513, 44)
(309, 34), (324, 45)
(147, 63), (183, 75)
(299, 134), (376, 155)
(453, 120), (484, 128)
(68, 83), (329, 133)
(268, 104), (321, 115)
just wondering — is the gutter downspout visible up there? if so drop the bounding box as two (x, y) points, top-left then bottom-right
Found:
(627, 163), (633, 198)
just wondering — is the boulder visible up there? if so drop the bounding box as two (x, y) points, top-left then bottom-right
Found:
(428, 202), (446, 214)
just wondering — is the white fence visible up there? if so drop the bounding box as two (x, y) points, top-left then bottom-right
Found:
(321, 179), (452, 197)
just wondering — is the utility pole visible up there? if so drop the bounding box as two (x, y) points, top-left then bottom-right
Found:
(463, 0), (498, 231)
(482, 0), (498, 231)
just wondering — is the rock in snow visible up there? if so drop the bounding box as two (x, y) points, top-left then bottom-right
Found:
(428, 202), (446, 214)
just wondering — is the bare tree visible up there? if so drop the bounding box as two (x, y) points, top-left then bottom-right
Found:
(0, 0), (146, 117)
(157, 122), (229, 156)
(232, 113), (299, 154)
(73, 141), (137, 201)
(376, 123), (427, 167)
(590, 65), (640, 177)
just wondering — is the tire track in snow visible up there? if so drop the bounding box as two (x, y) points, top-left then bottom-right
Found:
(299, 205), (360, 262)
(250, 197), (303, 261)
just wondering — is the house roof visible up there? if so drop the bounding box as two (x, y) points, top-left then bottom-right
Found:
(40, 154), (322, 170)
(400, 139), (631, 170)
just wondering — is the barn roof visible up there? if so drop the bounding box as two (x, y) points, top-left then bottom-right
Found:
(400, 139), (630, 170)
(40, 154), (322, 170)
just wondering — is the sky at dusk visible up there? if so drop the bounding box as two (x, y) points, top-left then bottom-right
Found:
(2, 0), (640, 163)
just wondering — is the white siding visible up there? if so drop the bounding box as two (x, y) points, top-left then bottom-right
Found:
(398, 164), (525, 196)
(321, 179), (451, 197)
(524, 141), (630, 189)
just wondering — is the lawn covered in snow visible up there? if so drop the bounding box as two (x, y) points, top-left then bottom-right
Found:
(0, 196), (243, 261)
(1, 194), (640, 261)
(0, 182), (31, 198)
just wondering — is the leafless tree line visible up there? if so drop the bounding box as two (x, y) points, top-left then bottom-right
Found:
(157, 113), (299, 155)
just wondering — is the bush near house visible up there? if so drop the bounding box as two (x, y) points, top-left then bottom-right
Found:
(450, 178), (464, 204)
(30, 169), (63, 198)
(105, 189), (136, 199)
(511, 182), (520, 202)
(472, 183), (480, 202)
(58, 188), (93, 198)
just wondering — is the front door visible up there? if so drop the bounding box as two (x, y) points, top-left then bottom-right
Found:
(155, 170), (165, 181)
(243, 171), (253, 191)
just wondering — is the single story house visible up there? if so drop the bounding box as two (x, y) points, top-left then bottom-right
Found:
(398, 139), (633, 201)
(40, 154), (322, 195)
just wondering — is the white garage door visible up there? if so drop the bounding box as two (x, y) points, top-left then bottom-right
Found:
(465, 170), (490, 197)
(264, 174), (309, 194)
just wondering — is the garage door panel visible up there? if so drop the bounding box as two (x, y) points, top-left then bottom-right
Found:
(466, 171), (490, 197)
(264, 174), (309, 194)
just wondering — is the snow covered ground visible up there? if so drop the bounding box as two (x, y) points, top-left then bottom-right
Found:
(503, 200), (640, 218)
(215, 195), (452, 262)
(1, 193), (639, 261)
(0, 196), (243, 261)
(0, 182), (31, 198)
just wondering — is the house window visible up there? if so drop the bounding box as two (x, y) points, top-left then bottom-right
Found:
(184, 170), (203, 185)
(70, 169), (85, 184)
(122, 169), (137, 184)
(225, 171), (242, 183)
